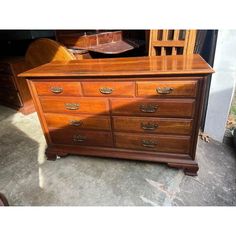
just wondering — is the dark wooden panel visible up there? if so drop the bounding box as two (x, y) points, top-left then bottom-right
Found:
(136, 80), (198, 97)
(115, 132), (191, 154)
(50, 129), (113, 147)
(44, 113), (111, 131)
(113, 116), (193, 135)
(82, 81), (134, 97)
(40, 97), (109, 114)
(111, 98), (195, 118)
(34, 81), (82, 96)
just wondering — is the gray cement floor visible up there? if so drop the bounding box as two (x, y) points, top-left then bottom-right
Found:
(0, 104), (235, 206)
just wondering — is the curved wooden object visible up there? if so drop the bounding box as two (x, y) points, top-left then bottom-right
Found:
(25, 38), (76, 69)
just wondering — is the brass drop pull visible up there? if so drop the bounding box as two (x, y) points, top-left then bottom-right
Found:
(65, 103), (80, 110)
(142, 139), (157, 148)
(140, 104), (158, 113)
(156, 87), (173, 94)
(73, 134), (86, 142)
(69, 120), (83, 127)
(141, 122), (158, 130)
(99, 87), (113, 94)
(51, 87), (63, 94)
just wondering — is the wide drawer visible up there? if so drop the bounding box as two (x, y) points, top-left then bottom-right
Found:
(50, 129), (113, 147)
(113, 116), (193, 135)
(34, 81), (82, 96)
(136, 80), (198, 97)
(82, 81), (134, 97)
(114, 132), (191, 154)
(44, 113), (111, 131)
(40, 97), (109, 114)
(111, 98), (195, 118)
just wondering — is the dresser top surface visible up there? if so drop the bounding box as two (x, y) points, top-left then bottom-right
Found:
(19, 54), (214, 78)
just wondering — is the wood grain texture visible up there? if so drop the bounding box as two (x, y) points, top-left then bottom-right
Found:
(111, 98), (195, 118)
(19, 54), (214, 77)
(112, 116), (193, 135)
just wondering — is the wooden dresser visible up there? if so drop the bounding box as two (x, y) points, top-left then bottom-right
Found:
(19, 55), (214, 176)
(0, 57), (34, 114)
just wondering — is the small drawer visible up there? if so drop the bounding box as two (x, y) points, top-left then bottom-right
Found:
(115, 132), (191, 154)
(40, 97), (109, 114)
(136, 80), (198, 97)
(34, 81), (82, 96)
(113, 116), (193, 135)
(82, 81), (134, 97)
(0, 63), (12, 75)
(111, 98), (195, 118)
(50, 129), (113, 147)
(44, 113), (111, 131)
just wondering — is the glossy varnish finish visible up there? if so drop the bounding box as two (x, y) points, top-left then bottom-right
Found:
(19, 55), (214, 176)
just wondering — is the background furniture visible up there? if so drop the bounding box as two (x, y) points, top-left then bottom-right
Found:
(148, 30), (197, 56)
(19, 54), (214, 176)
(0, 57), (34, 114)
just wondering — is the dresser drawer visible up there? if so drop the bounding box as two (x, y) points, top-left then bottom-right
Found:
(136, 80), (198, 97)
(44, 113), (111, 131)
(50, 129), (113, 147)
(40, 97), (109, 114)
(113, 116), (193, 135)
(82, 81), (134, 97)
(111, 98), (195, 118)
(34, 81), (82, 96)
(115, 132), (191, 154)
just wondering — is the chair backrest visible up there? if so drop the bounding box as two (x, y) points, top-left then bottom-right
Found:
(149, 30), (197, 56)
(25, 38), (76, 69)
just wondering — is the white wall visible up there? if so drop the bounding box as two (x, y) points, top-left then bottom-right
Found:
(204, 30), (236, 142)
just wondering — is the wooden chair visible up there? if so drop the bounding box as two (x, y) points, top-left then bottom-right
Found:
(25, 38), (76, 69)
(148, 30), (197, 56)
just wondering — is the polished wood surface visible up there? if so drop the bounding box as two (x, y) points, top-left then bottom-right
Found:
(22, 54), (214, 176)
(114, 132), (191, 154)
(112, 116), (193, 135)
(136, 80), (198, 97)
(19, 54), (214, 77)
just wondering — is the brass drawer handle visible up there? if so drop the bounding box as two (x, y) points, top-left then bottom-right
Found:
(141, 122), (158, 130)
(99, 87), (113, 94)
(142, 139), (157, 148)
(65, 103), (80, 110)
(156, 87), (173, 94)
(73, 134), (86, 142)
(69, 120), (83, 127)
(51, 87), (63, 94)
(140, 104), (158, 113)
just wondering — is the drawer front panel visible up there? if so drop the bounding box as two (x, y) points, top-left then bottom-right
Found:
(40, 97), (109, 114)
(113, 116), (193, 135)
(136, 80), (198, 97)
(50, 129), (113, 147)
(111, 98), (195, 118)
(34, 81), (82, 96)
(82, 81), (135, 97)
(115, 132), (191, 154)
(44, 113), (111, 131)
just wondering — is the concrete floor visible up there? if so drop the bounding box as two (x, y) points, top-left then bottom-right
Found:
(0, 104), (235, 206)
